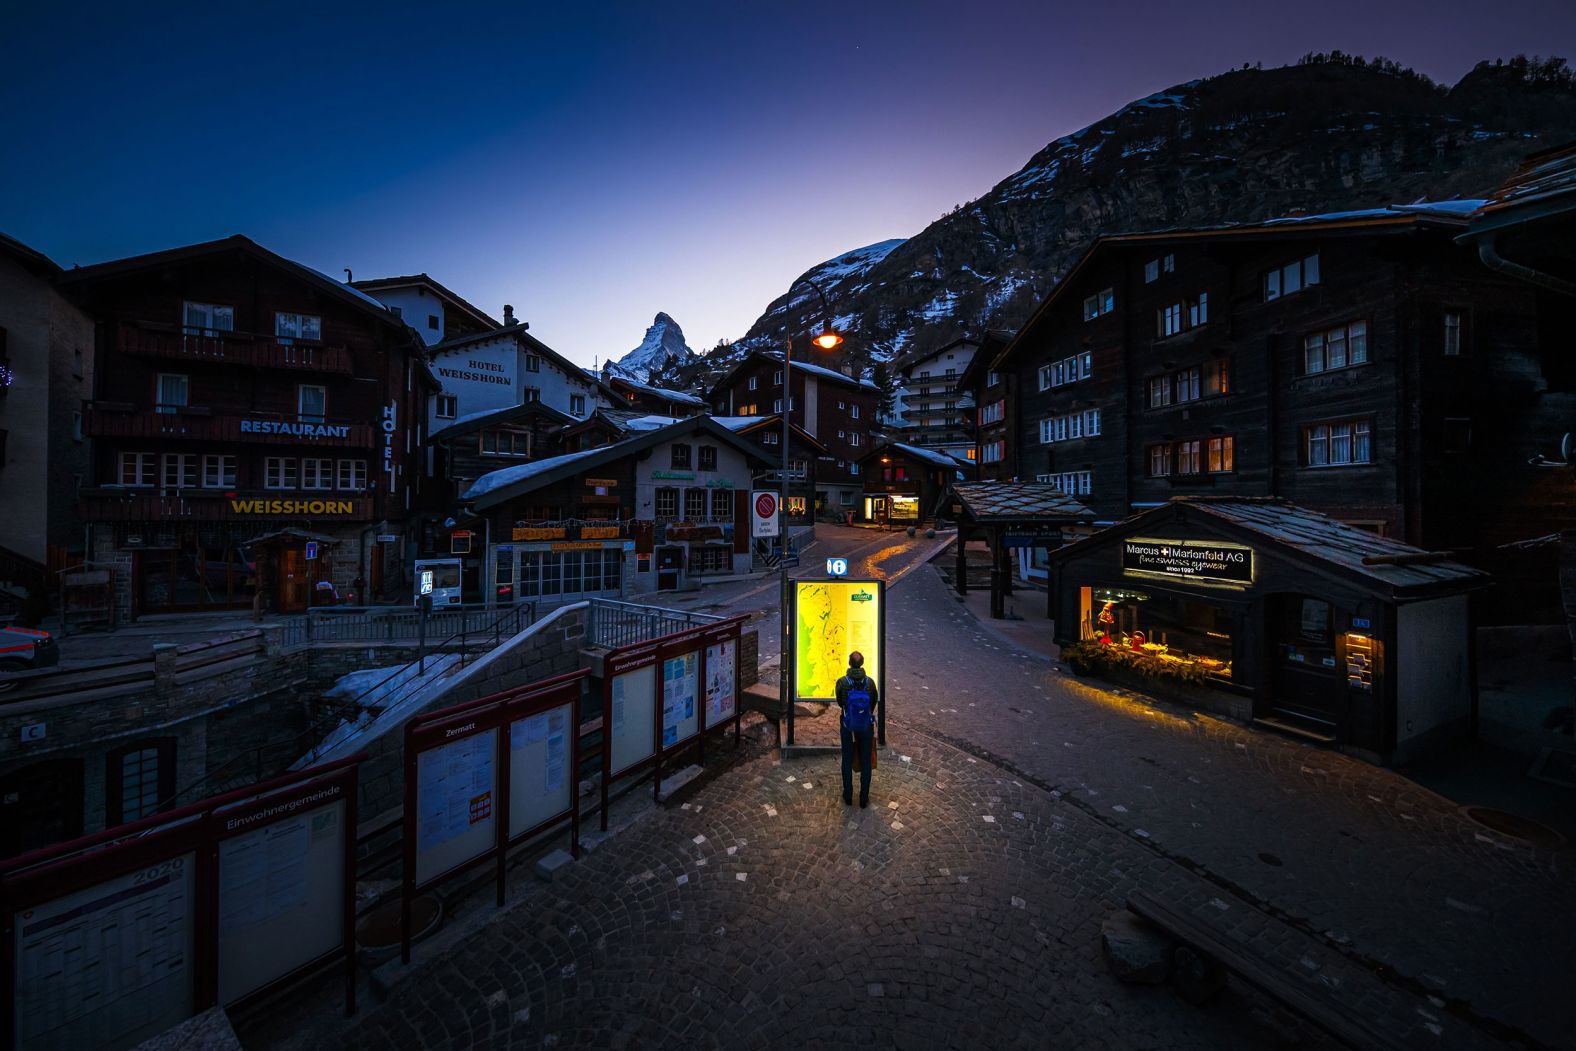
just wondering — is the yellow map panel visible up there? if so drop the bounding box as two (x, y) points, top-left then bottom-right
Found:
(794, 580), (882, 700)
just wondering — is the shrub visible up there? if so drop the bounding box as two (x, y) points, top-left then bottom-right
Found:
(1064, 639), (1211, 687)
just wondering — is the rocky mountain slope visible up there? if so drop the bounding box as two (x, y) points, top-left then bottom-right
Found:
(608, 312), (697, 382)
(687, 55), (1576, 387)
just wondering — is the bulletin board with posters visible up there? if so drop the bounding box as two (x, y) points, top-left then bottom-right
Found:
(791, 579), (886, 742)
(401, 670), (588, 963)
(599, 615), (746, 828)
(0, 758), (363, 1051)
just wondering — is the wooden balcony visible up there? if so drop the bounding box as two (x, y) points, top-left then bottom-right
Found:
(80, 487), (375, 522)
(85, 405), (375, 448)
(117, 322), (353, 374)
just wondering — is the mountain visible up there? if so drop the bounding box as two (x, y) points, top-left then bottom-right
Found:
(609, 312), (697, 383)
(696, 55), (1576, 383)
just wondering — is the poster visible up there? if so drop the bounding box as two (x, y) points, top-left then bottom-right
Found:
(509, 705), (573, 837)
(794, 580), (882, 701)
(608, 664), (657, 776)
(662, 651), (698, 747)
(416, 732), (495, 854)
(14, 854), (197, 1050)
(705, 639), (737, 725)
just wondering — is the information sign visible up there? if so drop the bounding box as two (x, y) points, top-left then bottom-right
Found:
(661, 651), (700, 748)
(793, 580), (883, 702)
(419, 570), (435, 595)
(508, 703), (574, 838)
(826, 557), (848, 576)
(413, 726), (498, 885)
(305, 541), (318, 561)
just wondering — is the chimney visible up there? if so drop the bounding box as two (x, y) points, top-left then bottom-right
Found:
(503, 304), (517, 326)
(840, 365), (854, 377)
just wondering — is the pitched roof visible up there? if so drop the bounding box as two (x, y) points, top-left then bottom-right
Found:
(605, 375), (707, 407)
(712, 414), (828, 453)
(1051, 497), (1487, 598)
(430, 324), (594, 390)
(949, 482), (1095, 523)
(427, 400), (574, 443)
(56, 234), (408, 331)
(0, 232), (61, 277)
(865, 441), (970, 471)
(705, 349), (878, 401)
(350, 273), (501, 330)
(992, 201), (1483, 370)
(462, 415), (774, 509)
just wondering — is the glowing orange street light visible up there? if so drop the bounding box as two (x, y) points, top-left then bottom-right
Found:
(813, 329), (842, 350)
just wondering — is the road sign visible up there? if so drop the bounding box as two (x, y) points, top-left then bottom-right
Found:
(305, 541), (318, 560)
(419, 570), (435, 596)
(826, 557), (848, 577)
(751, 490), (780, 538)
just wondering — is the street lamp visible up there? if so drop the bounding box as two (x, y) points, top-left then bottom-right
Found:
(781, 275), (840, 749)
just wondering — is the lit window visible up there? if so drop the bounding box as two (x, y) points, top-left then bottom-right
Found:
(1207, 436), (1234, 473)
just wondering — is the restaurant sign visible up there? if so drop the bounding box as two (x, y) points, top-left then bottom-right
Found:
(229, 498), (359, 516)
(1122, 538), (1254, 586)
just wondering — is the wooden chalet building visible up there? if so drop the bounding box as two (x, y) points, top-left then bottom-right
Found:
(955, 330), (1013, 481)
(602, 374), (707, 417)
(858, 441), (967, 528)
(61, 236), (437, 617)
(991, 203), (1576, 619)
(892, 336), (978, 461)
(708, 350), (879, 517)
(349, 272), (499, 347)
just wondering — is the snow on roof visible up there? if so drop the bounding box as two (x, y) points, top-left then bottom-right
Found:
(428, 404), (518, 439)
(711, 416), (767, 431)
(300, 263), (400, 314)
(889, 442), (968, 469)
(622, 415), (684, 431)
(1261, 200), (1486, 226)
(789, 359), (879, 390)
(462, 446), (613, 501)
(614, 377), (706, 405)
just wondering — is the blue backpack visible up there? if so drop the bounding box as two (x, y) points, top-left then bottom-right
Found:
(844, 679), (874, 732)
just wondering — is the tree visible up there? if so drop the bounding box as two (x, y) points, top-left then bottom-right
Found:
(870, 360), (898, 422)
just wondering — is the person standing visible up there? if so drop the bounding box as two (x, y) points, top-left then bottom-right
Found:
(835, 651), (878, 807)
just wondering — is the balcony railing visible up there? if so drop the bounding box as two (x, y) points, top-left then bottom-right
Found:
(85, 405), (375, 447)
(117, 322), (353, 374)
(80, 487), (375, 522)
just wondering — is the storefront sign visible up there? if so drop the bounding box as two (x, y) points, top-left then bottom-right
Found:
(585, 478), (619, 488)
(229, 498), (358, 516)
(514, 526), (567, 541)
(652, 471), (695, 481)
(889, 495), (920, 521)
(704, 479), (735, 489)
(1122, 538), (1253, 586)
(551, 541), (611, 552)
(382, 401), (399, 487)
(581, 525), (622, 539)
(239, 419), (351, 440)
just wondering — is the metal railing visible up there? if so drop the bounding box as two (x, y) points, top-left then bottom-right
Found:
(585, 597), (723, 649)
(281, 601), (534, 648)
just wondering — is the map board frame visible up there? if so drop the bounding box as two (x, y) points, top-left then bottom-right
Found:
(790, 578), (887, 744)
(600, 616), (746, 830)
(0, 757), (362, 1051)
(401, 670), (588, 963)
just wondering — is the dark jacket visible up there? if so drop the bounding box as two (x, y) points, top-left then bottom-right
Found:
(834, 667), (878, 726)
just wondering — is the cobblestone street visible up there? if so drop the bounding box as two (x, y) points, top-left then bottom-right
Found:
(254, 543), (1574, 1050)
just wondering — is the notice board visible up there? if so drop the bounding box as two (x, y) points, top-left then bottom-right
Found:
(661, 650), (700, 749)
(509, 702), (574, 839)
(704, 638), (738, 725)
(413, 725), (499, 886)
(608, 661), (658, 777)
(793, 579), (884, 701)
(216, 791), (347, 1005)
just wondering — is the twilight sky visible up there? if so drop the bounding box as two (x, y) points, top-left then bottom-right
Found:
(4, 1), (1574, 366)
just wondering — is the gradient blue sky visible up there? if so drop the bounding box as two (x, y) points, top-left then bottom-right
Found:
(4, 1), (1574, 365)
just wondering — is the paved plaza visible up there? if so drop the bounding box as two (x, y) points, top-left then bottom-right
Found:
(248, 534), (1574, 1050)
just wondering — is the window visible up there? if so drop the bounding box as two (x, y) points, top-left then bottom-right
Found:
(1042, 409), (1100, 443)
(1188, 293), (1208, 328)
(106, 740), (173, 826)
(1204, 359), (1230, 397)
(1164, 253), (1175, 273)
(1041, 470), (1092, 495)
(1175, 367), (1201, 403)
(1148, 445), (1170, 477)
(1207, 436), (1234, 473)
(711, 488), (732, 517)
(1304, 418), (1371, 466)
(980, 401), (1004, 426)
(849, 432), (862, 447)
(481, 429), (530, 456)
(762, 431), (779, 446)
(1263, 253), (1321, 301)
(389, 305), (402, 318)
(302, 457), (334, 489)
(1144, 259), (1160, 283)
(522, 387), (540, 403)
(1082, 287), (1115, 321)
(202, 454), (235, 489)
(298, 384), (326, 423)
(987, 370), (1000, 386)
(698, 445), (717, 471)
(981, 441), (1004, 464)
(850, 404), (861, 419)
(182, 301), (233, 335)
(1175, 440), (1202, 475)
(1443, 417), (1472, 453)
(1443, 311), (1463, 356)
(671, 443), (692, 469)
(118, 451), (156, 487)
(1039, 364), (1053, 391)
(1040, 352), (1093, 391)
(434, 394), (457, 419)
(1084, 408), (1102, 435)
(570, 393), (586, 415)
(1159, 303), (1183, 337)
(337, 459), (367, 489)
(684, 488), (707, 520)
(849, 462), (861, 476)
(264, 457), (298, 489)
(427, 314), (440, 330)
(749, 376), (759, 391)
(161, 453), (196, 490)
(655, 487), (679, 518)
(275, 312), (322, 341)
(1303, 320), (1368, 374)
(1148, 375), (1172, 408)
(525, 354), (541, 373)
(773, 370), (784, 385)
(155, 373), (188, 414)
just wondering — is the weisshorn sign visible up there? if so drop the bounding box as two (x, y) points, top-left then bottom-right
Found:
(1122, 538), (1254, 586)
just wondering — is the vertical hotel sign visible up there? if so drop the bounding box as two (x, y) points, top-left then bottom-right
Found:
(383, 401), (398, 490)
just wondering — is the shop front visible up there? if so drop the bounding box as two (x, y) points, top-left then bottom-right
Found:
(494, 521), (630, 608)
(1050, 498), (1487, 763)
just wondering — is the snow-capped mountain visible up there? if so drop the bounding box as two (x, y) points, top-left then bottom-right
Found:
(608, 312), (697, 382)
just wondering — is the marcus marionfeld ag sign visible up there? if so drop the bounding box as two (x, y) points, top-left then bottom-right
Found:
(1121, 538), (1254, 586)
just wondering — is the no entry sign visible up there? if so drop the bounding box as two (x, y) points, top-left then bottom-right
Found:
(751, 490), (780, 538)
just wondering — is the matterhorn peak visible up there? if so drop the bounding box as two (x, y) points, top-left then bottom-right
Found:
(610, 312), (697, 382)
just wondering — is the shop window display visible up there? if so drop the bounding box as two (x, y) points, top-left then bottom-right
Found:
(1082, 587), (1233, 679)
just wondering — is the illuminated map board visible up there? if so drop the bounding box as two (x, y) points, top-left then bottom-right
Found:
(793, 579), (883, 702)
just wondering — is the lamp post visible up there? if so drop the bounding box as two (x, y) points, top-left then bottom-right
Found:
(781, 276), (841, 748)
